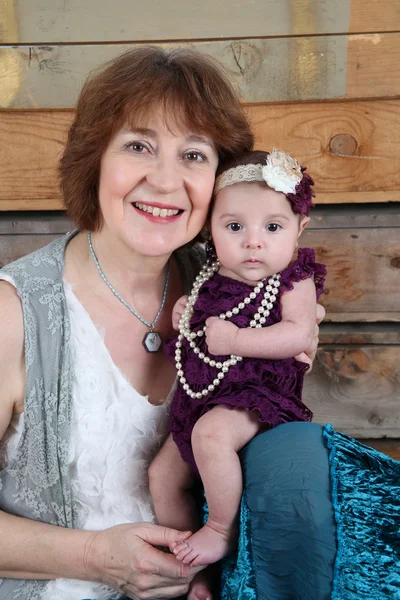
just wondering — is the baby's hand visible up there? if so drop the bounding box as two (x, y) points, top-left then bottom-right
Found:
(173, 295), (189, 330)
(205, 317), (238, 356)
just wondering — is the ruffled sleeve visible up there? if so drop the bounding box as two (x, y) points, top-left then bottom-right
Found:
(280, 248), (326, 299)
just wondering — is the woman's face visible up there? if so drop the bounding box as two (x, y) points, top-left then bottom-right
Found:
(98, 114), (219, 258)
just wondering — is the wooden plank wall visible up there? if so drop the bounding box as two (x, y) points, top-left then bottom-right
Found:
(0, 0), (399, 456)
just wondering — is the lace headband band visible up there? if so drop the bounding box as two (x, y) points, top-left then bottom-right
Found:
(214, 149), (314, 216)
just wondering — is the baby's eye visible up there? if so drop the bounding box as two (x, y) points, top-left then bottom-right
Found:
(227, 222), (242, 232)
(267, 223), (281, 232)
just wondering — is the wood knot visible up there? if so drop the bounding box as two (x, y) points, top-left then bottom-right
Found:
(329, 134), (357, 157)
(368, 413), (383, 426)
(390, 257), (400, 269)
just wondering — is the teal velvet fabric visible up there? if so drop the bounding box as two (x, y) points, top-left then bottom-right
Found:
(323, 424), (400, 600)
(218, 423), (336, 599)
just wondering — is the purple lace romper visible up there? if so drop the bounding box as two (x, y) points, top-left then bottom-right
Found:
(166, 248), (326, 470)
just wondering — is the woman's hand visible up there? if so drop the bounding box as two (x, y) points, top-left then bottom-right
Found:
(294, 303), (325, 369)
(85, 522), (202, 599)
(172, 296), (189, 330)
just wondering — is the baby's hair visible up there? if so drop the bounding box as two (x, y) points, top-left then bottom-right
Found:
(214, 149), (315, 217)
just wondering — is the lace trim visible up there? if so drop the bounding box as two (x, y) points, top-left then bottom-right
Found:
(214, 164), (264, 194)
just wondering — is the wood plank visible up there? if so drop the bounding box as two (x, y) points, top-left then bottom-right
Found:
(310, 204), (400, 229)
(0, 111), (71, 202)
(2, 99), (400, 207)
(3, 33), (400, 108)
(1, 221), (399, 320)
(319, 323), (400, 345)
(362, 439), (400, 461)
(306, 345), (400, 438)
(5, 0), (400, 44)
(350, 0), (400, 34)
(250, 99), (400, 198)
(300, 227), (400, 320)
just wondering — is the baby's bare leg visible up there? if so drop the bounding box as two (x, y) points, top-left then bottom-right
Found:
(149, 433), (197, 532)
(172, 406), (261, 567)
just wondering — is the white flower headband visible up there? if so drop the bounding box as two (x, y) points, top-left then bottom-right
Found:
(214, 149), (303, 196)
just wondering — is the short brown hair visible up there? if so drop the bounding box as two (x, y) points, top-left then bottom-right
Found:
(59, 46), (254, 230)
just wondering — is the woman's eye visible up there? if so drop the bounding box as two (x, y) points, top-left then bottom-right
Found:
(126, 141), (148, 153)
(184, 151), (207, 162)
(227, 223), (242, 232)
(267, 223), (281, 232)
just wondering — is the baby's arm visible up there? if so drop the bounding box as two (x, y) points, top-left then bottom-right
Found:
(172, 295), (189, 330)
(206, 278), (317, 360)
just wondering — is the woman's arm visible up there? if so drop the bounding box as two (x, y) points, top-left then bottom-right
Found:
(205, 278), (317, 359)
(0, 283), (197, 597)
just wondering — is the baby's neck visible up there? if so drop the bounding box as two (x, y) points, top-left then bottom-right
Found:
(218, 264), (278, 287)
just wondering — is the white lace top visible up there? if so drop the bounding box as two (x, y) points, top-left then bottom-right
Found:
(0, 279), (173, 600)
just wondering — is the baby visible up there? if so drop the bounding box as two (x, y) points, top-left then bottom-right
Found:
(149, 149), (326, 600)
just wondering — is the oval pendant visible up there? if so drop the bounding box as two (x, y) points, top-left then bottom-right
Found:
(143, 331), (162, 353)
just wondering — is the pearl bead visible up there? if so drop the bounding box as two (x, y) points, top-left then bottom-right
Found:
(204, 357), (210, 364)
(177, 370), (183, 377)
(254, 287), (260, 294)
(196, 392), (202, 399)
(256, 324), (262, 328)
(219, 314), (226, 319)
(194, 348), (200, 354)
(210, 360), (216, 367)
(218, 372), (224, 380)
(183, 384), (189, 390)
(226, 311), (232, 318)
(232, 307), (239, 314)
(208, 384), (215, 391)
(260, 317), (266, 324)
(213, 379), (220, 386)
(250, 320), (256, 327)
(249, 292), (256, 299)
(254, 313), (260, 320)
(238, 303), (245, 309)
(222, 366), (228, 373)
(216, 362), (222, 368)
(244, 298), (250, 304)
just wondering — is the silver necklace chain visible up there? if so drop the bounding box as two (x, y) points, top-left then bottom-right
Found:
(87, 231), (170, 331)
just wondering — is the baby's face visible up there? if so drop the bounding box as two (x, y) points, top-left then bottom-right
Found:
(210, 182), (309, 284)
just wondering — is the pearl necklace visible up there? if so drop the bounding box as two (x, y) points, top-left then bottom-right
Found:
(175, 261), (281, 399)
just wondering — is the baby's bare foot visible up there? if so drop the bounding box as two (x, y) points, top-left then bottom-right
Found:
(170, 522), (234, 566)
(188, 570), (213, 600)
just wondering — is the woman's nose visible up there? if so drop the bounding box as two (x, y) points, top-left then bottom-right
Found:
(146, 156), (181, 194)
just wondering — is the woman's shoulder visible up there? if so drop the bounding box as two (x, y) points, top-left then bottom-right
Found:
(280, 248), (326, 299)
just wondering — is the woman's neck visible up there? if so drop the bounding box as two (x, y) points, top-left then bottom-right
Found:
(65, 229), (171, 305)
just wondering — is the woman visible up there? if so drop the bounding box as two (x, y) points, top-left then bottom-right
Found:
(0, 47), (335, 599)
